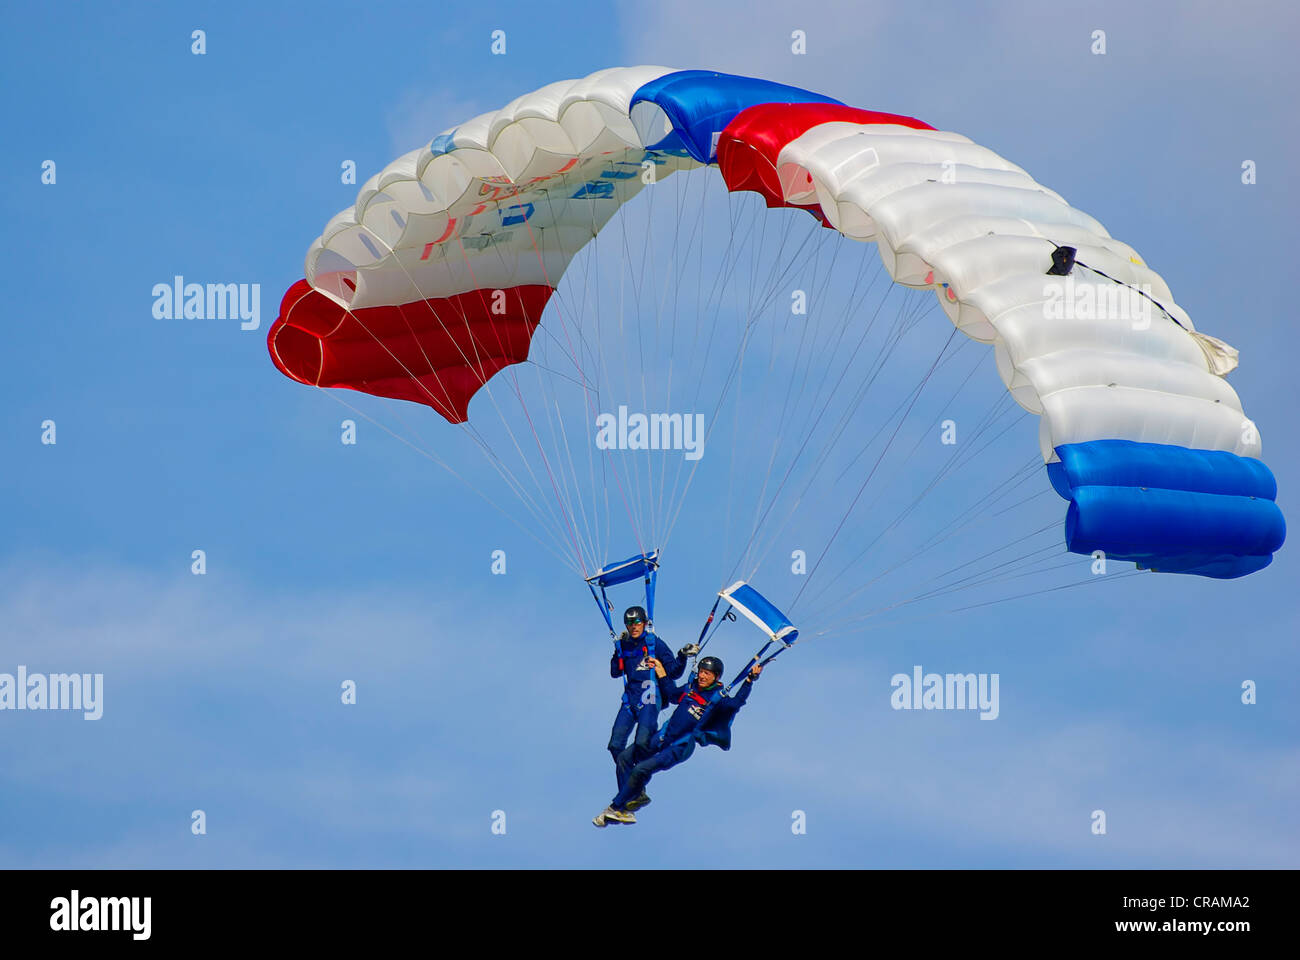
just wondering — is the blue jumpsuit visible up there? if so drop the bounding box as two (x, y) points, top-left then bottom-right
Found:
(611, 674), (755, 811)
(608, 632), (686, 777)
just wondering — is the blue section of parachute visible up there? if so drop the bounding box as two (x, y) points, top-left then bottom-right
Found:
(1049, 439), (1286, 578)
(1048, 439), (1277, 500)
(630, 70), (842, 163)
(724, 582), (799, 644)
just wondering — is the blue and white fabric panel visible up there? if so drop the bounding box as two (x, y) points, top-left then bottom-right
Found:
(589, 550), (660, 588)
(720, 581), (799, 644)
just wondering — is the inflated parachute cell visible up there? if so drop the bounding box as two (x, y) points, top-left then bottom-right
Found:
(270, 279), (547, 422)
(267, 66), (1285, 578)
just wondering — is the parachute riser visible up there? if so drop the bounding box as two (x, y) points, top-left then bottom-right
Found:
(689, 598), (737, 678)
(587, 581), (617, 640)
(725, 643), (789, 695)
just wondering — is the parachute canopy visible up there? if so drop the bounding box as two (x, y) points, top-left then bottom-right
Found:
(268, 66), (1285, 579)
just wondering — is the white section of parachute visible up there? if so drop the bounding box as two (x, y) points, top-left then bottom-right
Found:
(773, 122), (1258, 462)
(298, 65), (1260, 465)
(303, 66), (698, 310)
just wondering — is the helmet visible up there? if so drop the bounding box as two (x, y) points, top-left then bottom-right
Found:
(623, 606), (648, 626)
(697, 656), (724, 682)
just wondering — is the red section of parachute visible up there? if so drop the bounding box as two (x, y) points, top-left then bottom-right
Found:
(267, 280), (550, 423)
(717, 103), (933, 220)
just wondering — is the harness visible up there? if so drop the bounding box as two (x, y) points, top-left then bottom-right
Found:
(658, 679), (724, 748)
(617, 632), (658, 710)
(615, 639), (650, 677)
(679, 688), (711, 707)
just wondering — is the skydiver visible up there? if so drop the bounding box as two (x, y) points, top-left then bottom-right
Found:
(594, 655), (763, 827)
(606, 605), (697, 789)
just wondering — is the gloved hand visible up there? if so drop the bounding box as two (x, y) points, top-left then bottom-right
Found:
(679, 642), (701, 657)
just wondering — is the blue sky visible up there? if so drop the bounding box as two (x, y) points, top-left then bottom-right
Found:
(1, 0), (1297, 868)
